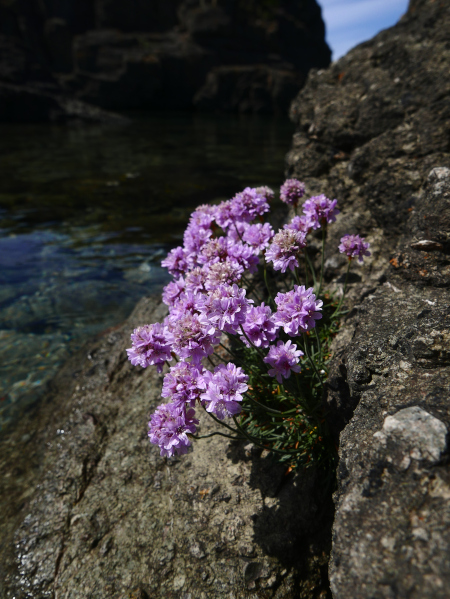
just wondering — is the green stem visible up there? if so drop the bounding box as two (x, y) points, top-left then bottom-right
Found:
(263, 262), (275, 307)
(192, 431), (241, 440)
(302, 333), (324, 390)
(305, 251), (317, 287)
(318, 227), (326, 295)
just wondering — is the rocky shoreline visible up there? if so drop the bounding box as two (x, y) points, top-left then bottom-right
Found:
(1, 0), (449, 597)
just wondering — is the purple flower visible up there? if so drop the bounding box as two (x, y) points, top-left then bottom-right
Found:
(190, 204), (216, 230)
(198, 237), (231, 266)
(199, 363), (248, 420)
(126, 323), (173, 372)
(161, 246), (189, 277)
(263, 340), (303, 383)
(162, 277), (185, 307)
(240, 303), (279, 348)
(255, 185), (275, 201)
(338, 234), (371, 263)
(280, 179), (306, 206)
(284, 214), (315, 234)
(148, 403), (198, 457)
(167, 290), (202, 322)
(302, 195), (339, 229)
(197, 283), (252, 335)
(243, 222), (274, 251)
(228, 240), (259, 274)
(204, 260), (244, 291)
(274, 286), (323, 336)
(161, 361), (204, 408)
(185, 267), (207, 294)
(215, 200), (234, 230)
(183, 223), (212, 267)
(226, 221), (249, 243)
(229, 187), (270, 223)
(265, 229), (306, 273)
(169, 312), (219, 365)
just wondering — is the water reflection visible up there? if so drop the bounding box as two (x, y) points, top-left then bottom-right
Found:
(0, 112), (293, 429)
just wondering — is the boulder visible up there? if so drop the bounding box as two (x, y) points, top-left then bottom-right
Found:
(0, 298), (332, 597)
(286, 0), (450, 596)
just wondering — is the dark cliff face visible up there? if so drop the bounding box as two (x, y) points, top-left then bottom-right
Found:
(0, 0), (331, 120)
(287, 0), (450, 597)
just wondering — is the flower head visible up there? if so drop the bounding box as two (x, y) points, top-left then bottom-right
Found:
(162, 277), (185, 307)
(338, 234), (371, 262)
(229, 187), (270, 223)
(169, 312), (219, 364)
(263, 340), (303, 383)
(243, 222), (274, 251)
(126, 323), (173, 372)
(148, 403), (198, 457)
(199, 363), (248, 420)
(204, 260), (244, 291)
(280, 179), (305, 206)
(161, 246), (189, 277)
(161, 361), (204, 408)
(274, 286), (323, 336)
(265, 228), (306, 273)
(197, 283), (252, 334)
(284, 214), (315, 234)
(241, 303), (279, 348)
(302, 195), (339, 229)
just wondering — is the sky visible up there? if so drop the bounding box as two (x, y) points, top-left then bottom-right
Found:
(319, 0), (410, 60)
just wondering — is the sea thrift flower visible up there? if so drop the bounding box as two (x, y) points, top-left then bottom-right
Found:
(243, 222), (274, 251)
(227, 221), (248, 243)
(240, 303), (279, 348)
(204, 260), (244, 291)
(229, 187), (270, 223)
(284, 214), (315, 234)
(280, 178), (306, 206)
(185, 267), (207, 294)
(167, 290), (202, 322)
(126, 323), (173, 372)
(302, 194), (339, 229)
(274, 286), (323, 336)
(183, 223), (213, 266)
(169, 312), (219, 364)
(148, 403), (198, 457)
(197, 283), (252, 334)
(339, 234), (371, 262)
(161, 361), (204, 408)
(228, 240), (259, 274)
(263, 340), (303, 383)
(215, 199), (234, 230)
(265, 229), (306, 273)
(162, 277), (185, 307)
(255, 185), (274, 201)
(161, 246), (189, 277)
(200, 363), (248, 419)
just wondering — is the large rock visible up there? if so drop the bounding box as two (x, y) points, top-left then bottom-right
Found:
(0, 298), (332, 598)
(286, 0), (450, 596)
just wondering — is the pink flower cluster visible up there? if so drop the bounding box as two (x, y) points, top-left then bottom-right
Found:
(126, 180), (369, 458)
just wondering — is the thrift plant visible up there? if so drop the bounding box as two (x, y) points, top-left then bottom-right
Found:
(127, 181), (370, 472)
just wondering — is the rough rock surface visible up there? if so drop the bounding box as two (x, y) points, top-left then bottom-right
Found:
(0, 0), (331, 118)
(286, 0), (450, 596)
(0, 297), (332, 598)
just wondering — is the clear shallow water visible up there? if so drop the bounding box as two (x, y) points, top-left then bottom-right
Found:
(0, 112), (293, 429)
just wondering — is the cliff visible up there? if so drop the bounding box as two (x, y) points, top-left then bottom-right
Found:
(0, 0), (330, 121)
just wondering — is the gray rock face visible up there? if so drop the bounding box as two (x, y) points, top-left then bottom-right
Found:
(286, 0), (450, 596)
(0, 298), (332, 598)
